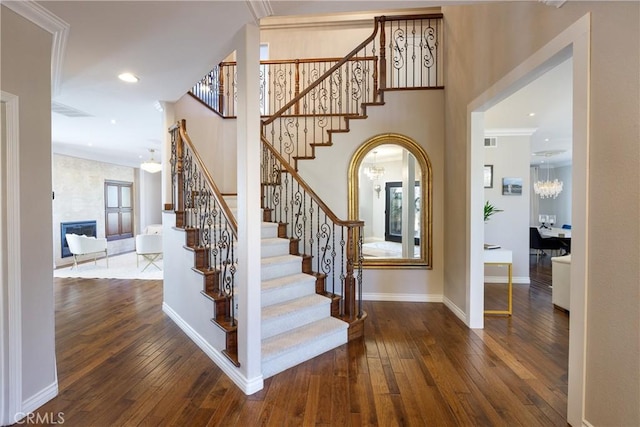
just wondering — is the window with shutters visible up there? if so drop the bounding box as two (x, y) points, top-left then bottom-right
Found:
(104, 180), (133, 241)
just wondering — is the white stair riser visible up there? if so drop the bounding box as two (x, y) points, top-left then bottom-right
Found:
(261, 223), (279, 239)
(262, 276), (316, 307)
(261, 258), (302, 281)
(261, 239), (291, 258)
(262, 327), (347, 379)
(262, 298), (331, 340)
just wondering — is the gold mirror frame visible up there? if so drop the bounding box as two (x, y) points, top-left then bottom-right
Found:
(349, 133), (432, 269)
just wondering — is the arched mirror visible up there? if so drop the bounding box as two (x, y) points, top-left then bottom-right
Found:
(349, 134), (432, 268)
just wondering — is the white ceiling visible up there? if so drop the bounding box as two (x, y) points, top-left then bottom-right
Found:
(485, 57), (573, 166)
(14, 1), (571, 168)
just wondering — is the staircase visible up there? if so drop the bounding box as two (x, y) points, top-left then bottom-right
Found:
(167, 12), (444, 386)
(260, 220), (347, 378)
(223, 195), (349, 378)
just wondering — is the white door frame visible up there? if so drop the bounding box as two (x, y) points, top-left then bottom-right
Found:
(1, 91), (22, 425)
(466, 15), (590, 427)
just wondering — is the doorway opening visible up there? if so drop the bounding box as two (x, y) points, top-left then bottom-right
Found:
(467, 15), (590, 426)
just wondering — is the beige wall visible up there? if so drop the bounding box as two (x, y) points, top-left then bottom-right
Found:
(52, 154), (136, 267)
(0, 5), (58, 411)
(298, 90), (445, 299)
(484, 135), (531, 281)
(442, 2), (639, 425)
(174, 95), (238, 194)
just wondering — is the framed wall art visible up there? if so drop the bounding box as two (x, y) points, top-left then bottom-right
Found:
(502, 177), (523, 195)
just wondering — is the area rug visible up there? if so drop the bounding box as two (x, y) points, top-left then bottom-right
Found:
(54, 251), (163, 280)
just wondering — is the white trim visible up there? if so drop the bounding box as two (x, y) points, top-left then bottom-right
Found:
(2, 1), (69, 96)
(245, 0), (273, 23)
(467, 14), (590, 427)
(443, 296), (466, 324)
(362, 292), (443, 303)
(485, 128), (538, 137)
(20, 381), (58, 417)
(0, 96), (5, 427)
(539, 0), (567, 8)
(261, 7), (436, 31)
(162, 302), (264, 395)
(0, 91), (21, 425)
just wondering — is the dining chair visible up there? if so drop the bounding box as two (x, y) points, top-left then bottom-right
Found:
(530, 227), (563, 260)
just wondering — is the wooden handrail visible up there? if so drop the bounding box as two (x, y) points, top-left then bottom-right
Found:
(220, 56), (378, 67)
(262, 136), (364, 229)
(262, 19), (381, 126)
(262, 13), (443, 126)
(379, 12), (443, 22)
(172, 119), (238, 234)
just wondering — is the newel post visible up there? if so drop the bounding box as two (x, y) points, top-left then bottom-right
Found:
(175, 121), (185, 225)
(343, 225), (357, 319)
(294, 59), (300, 115)
(378, 16), (387, 95)
(218, 63), (225, 115)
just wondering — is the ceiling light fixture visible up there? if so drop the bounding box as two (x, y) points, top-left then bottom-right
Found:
(118, 72), (139, 83)
(365, 151), (385, 181)
(533, 151), (564, 199)
(140, 149), (162, 173)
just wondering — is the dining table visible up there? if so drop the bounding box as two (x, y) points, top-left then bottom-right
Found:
(539, 227), (571, 239)
(540, 226), (571, 253)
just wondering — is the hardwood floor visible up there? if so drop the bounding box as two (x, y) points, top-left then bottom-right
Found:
(21, 258), (568, 426)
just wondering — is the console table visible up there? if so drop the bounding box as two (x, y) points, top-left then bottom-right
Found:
(484, 249), (513, 316)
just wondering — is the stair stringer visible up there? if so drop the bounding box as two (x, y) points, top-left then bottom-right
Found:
(160, 211), (263, 394)
(290, 100), (386, 171)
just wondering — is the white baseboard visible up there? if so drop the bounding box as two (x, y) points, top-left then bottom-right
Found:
(484, 275), (530, 284)
(162, 302), (263, 395)
(362, 292), (443, 302)
(443, 296), (467, 324)
(20, 380), (58, 419)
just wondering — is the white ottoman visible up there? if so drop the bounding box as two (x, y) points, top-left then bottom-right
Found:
(551, 254), (571, 312)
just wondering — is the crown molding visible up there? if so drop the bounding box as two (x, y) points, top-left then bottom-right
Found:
(261, 7), (440, 31)
(485, 128), (538, 137)
(245, 0), (274, 24)
(539, 0), (567, 8)
(3, 1), (69, 96)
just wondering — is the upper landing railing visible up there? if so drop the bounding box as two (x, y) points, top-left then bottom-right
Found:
(190, 13), (444, 121)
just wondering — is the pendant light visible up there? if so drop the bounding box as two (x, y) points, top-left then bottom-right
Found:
(140, 149), (162, 173)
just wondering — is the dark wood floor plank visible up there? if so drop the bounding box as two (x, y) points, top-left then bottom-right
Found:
(20, 258), (568, 426)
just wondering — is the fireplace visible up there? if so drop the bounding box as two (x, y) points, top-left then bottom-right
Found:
(61, 220), (97, 258)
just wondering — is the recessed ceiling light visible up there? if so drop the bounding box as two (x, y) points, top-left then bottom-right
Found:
(528, 112), (536, 117)
(110, 119), (117, 124)
(118, 72), (139, 83)
(544, 138), (550, 142)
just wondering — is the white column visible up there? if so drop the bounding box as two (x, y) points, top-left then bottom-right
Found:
(401, 151), (416, 258)
(160, 101), (175, 209)
(234, 22), (263, 390)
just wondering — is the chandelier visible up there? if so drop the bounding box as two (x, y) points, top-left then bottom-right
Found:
(533, 151), (564, 199)
(534, 177), (563, 199)
(140, 149), (162, 173)
(365, 151), (385, 181)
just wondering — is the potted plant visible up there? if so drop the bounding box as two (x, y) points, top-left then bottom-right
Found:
(484, 201), (503, 222)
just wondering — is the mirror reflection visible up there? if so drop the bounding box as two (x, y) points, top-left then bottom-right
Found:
(359, 144), (422, 260)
